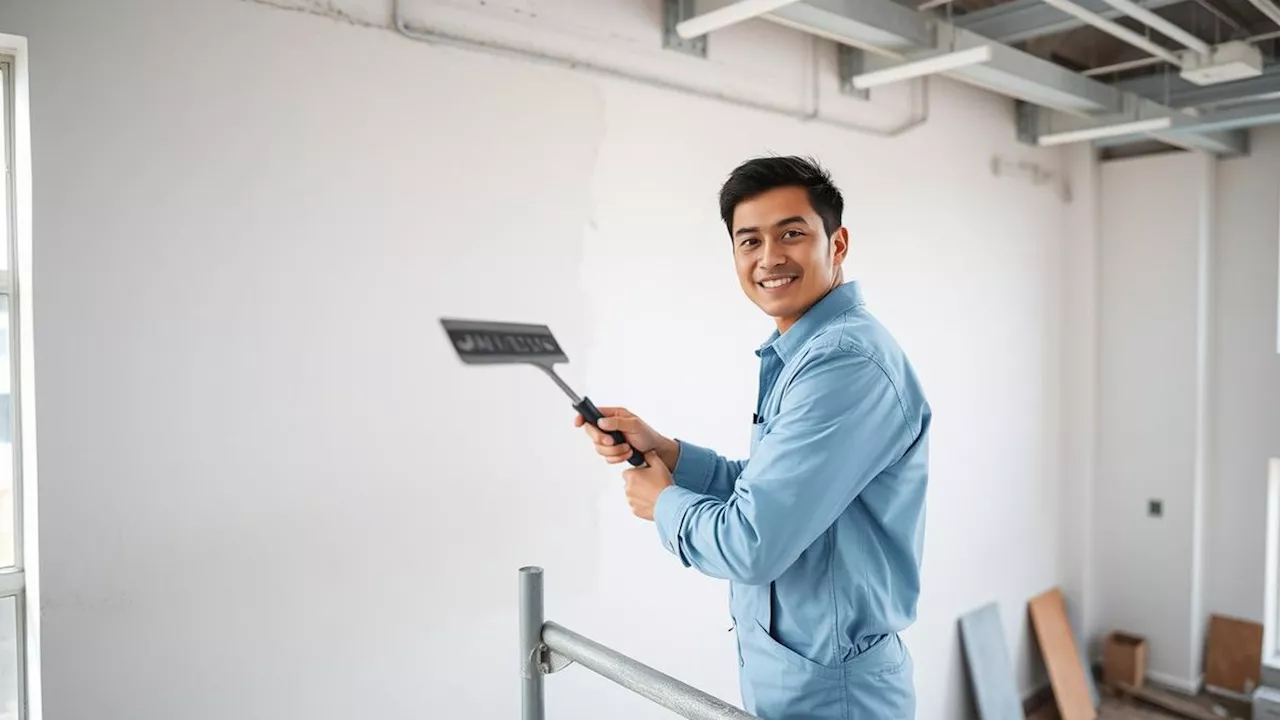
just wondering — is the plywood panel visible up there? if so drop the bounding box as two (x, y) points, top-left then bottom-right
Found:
(1029, 588), (1097, 720)
(1204, 614), (1263, 694)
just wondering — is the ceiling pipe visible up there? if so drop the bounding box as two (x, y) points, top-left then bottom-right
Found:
(1039, 0), (1184, 65)
(1084, 56), (1165, 75)
(387, 0), (930, 138)
(1093, 0), (1211, 53)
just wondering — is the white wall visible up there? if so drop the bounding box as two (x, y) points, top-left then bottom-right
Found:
(1209, 127), (1280, 624)
(0, 1), (1081, 718)
(1094, 151), (1216, 689)
(1085, 132), (1280, 690)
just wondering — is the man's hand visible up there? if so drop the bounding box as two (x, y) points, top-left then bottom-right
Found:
(622, 450), (673, 521)
(574, 406), (680, 470)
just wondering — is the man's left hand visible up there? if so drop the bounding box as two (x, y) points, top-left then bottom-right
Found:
(622, 450), (673, 521)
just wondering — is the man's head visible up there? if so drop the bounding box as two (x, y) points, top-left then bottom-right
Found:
(718, 156), (849, 333)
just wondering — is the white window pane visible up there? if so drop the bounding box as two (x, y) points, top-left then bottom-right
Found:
(0, 295), (12, 569)
(0, 596), (17, 720)
(0, 65), (8, 272)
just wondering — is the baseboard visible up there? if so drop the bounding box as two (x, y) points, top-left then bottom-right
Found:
(1206, 683), (1253, 702)
(1021, 662), (1206, 709)
(1146, 670), (1204, 695)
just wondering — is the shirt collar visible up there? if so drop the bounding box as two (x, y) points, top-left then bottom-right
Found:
(756, 281), (865, 363)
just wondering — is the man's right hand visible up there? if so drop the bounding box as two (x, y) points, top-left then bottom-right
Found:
(574, 407), (680, 471)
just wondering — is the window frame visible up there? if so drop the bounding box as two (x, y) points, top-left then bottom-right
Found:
(1266, 460), (1280, 673)
(0, 34), (37, 720)
(0, 53), (25, 720)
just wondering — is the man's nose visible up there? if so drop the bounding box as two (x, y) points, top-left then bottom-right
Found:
(760, 238), (787, 266)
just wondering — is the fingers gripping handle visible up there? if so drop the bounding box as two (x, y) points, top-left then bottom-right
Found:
(574, 396), (646, 467)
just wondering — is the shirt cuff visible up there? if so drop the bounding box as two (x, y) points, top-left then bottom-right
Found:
(654, 485), (701, 566)
(670, 439), (716, 495)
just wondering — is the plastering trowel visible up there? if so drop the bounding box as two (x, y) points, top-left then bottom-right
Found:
(440, 317), (646, 467)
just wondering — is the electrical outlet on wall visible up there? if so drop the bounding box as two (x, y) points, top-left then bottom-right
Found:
(1148, 499), (1163, 518)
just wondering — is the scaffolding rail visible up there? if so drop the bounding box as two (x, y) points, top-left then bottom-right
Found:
(519, 566), (759, 720)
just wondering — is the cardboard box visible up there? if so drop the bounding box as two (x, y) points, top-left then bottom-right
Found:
(1104, 632), (1147, 688)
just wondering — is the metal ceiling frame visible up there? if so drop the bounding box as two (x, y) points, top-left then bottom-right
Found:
(1245, 0), (1280, 27)
(951, 0), (1184, 43)
(1038, 0), (1185, 65)
(1091, 97), (1280, 145)
(1093, 0), (1211, 54)
(687, 0), (1266, 155)
(1111, 62), (1280, 107)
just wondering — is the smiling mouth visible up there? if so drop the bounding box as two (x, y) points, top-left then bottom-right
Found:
(759, 276), (797, 289)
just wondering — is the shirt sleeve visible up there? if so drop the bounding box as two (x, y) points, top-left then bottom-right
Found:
(652, 348), (914, 585)
(668, 439), (745, 501)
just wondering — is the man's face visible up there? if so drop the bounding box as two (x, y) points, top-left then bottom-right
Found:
(730, 186), (848, 332)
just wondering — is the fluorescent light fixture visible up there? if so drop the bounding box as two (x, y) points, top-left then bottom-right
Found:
(1036, 117), (1173, 145)
(675, 0), (806, 39)
(851, 46), (994, 89)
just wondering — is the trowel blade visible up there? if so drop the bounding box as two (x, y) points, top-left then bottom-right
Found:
(439, 317), (569, 367)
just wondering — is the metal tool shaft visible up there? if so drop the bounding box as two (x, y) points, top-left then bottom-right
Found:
(537, 365), (582, 405)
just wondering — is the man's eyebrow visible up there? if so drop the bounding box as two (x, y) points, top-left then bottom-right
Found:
(733, 216), (809, 237)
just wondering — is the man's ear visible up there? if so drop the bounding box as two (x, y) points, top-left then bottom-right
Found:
(831, 227), (850, 264)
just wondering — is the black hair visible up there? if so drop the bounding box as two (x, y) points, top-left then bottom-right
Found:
(718, 155), (844, 238)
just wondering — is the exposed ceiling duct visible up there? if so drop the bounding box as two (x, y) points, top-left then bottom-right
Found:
(686, 0), (1280, 155)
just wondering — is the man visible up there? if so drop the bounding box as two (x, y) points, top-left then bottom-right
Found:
(575, 156), (930, 719)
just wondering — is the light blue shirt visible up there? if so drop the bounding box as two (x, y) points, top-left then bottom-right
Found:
(653, 281), (930, 719)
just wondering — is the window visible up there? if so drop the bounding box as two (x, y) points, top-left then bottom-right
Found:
(0, 39), (34, 720)
(1265, 459), (1280, 681)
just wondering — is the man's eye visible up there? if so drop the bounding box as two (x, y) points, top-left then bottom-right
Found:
(783, 229), (804, 239)
(740, 238), (759, 247)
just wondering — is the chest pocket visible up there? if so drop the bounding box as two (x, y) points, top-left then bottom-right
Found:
(749, 419), (767, 455)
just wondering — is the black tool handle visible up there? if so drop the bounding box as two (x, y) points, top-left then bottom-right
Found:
(574, 396), (646, 467)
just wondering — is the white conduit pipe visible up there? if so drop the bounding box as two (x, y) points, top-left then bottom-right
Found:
(387, 0), (931, 138)
(1083, 56), (1164, 75)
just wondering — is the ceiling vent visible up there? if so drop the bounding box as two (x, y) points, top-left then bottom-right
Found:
(1180, 41), (1264, 86)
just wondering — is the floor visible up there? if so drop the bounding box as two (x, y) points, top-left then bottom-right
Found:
(1027, 684), (1253, 719)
